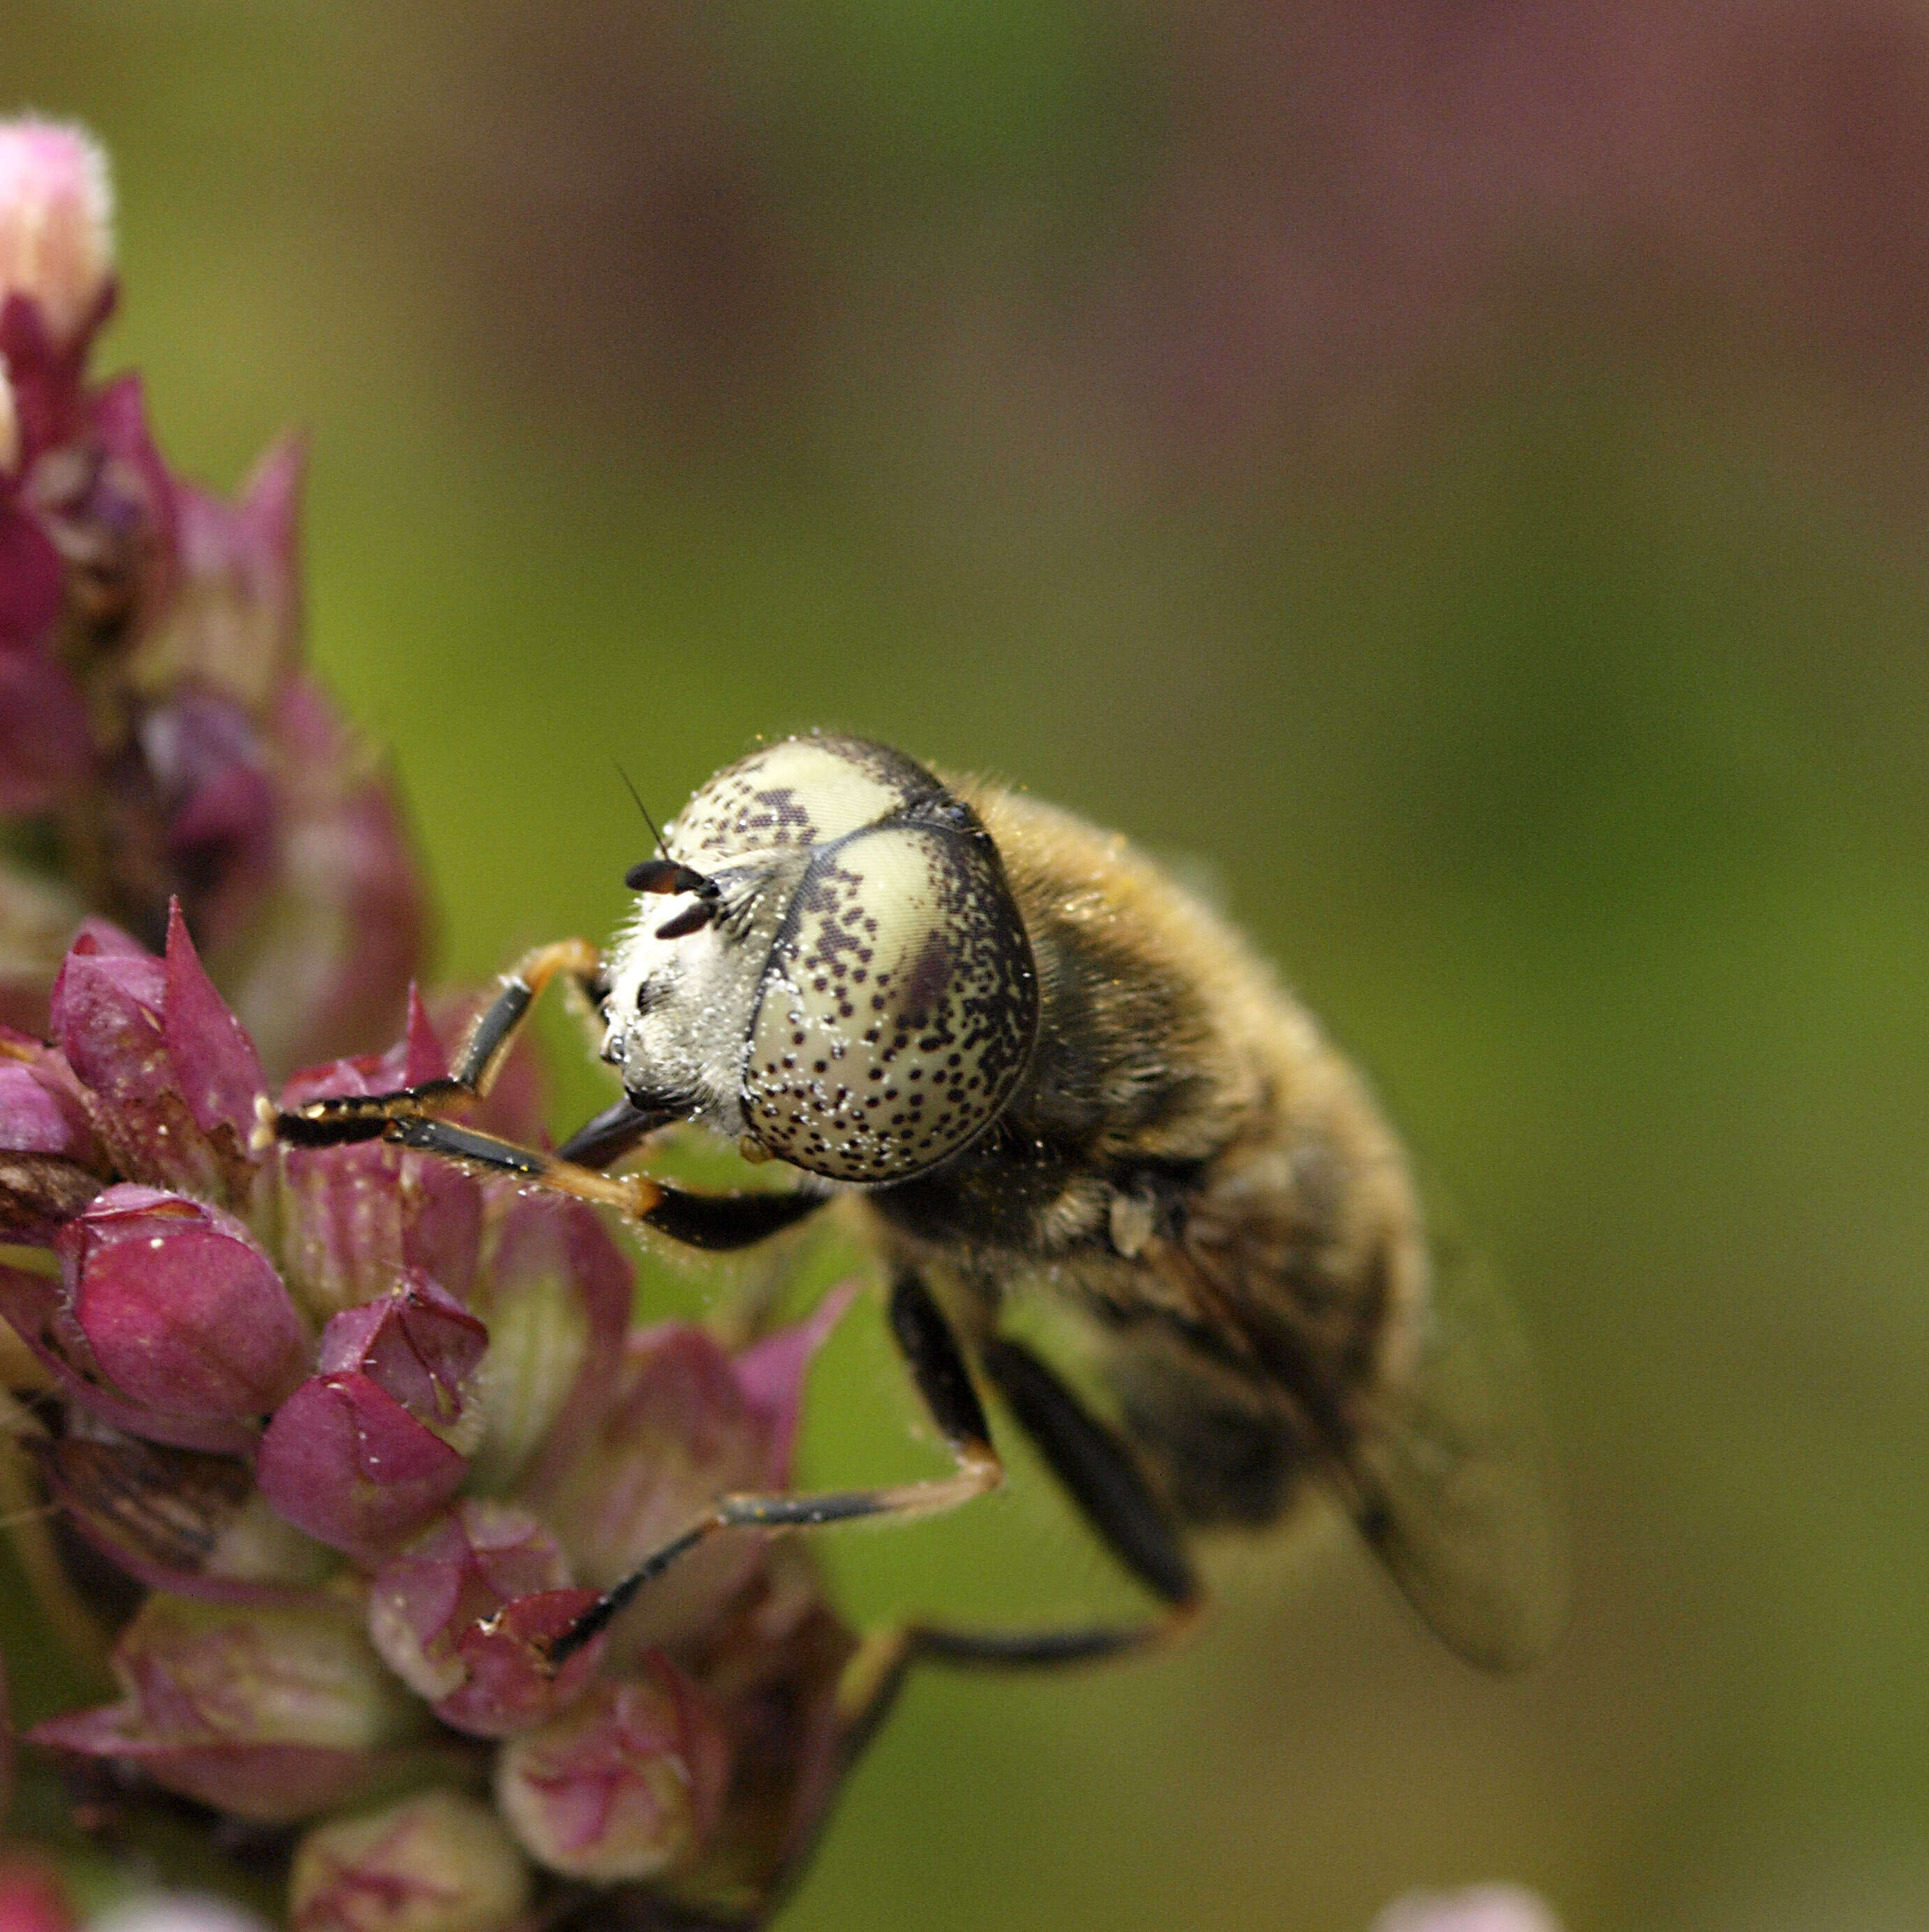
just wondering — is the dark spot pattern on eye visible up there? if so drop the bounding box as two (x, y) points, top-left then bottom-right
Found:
(669, 736), (943, 862)
(742, 814), (1039, 1183)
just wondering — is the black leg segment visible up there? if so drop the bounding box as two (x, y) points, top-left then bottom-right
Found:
(888, 1268), (993, 1457)
(640, 1185), (828, 1253)
(979, 1335), (1197, 1608)
(270, 939), (603, 1151)
(449, 981), (532, 1088)
(375, 1116), (664, 1220)
(391, 1113), (825, 1251)
(901, 1608), (1201, 1669)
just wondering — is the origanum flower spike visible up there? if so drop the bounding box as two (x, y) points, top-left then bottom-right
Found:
(8, 904), (893, 1925)
(0, 114), (926, 1932)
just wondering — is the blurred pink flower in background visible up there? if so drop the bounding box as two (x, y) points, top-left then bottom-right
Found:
(352, 3), (1929, 491)
(0, 1866), (274, 1932)
(1371, 1883), (1563, 1932)
(1108, 2), (1929, 456)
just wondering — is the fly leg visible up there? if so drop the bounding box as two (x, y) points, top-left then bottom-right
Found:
(269, 938), (605, 1146)
(263, 937), (665, 1217)
(301, 1107), (830, 1246)
(551, 1274), (1204, 1671)
(549, 1267), (1006, 1661)
(266, 939), (831, 1240)
(887, 1332), (1203, 1671)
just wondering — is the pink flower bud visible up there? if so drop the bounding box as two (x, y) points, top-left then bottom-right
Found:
(532, 1296), (853, 1650)
(0, 1033), (106, 1239)
(316, 1271), (487, 1436)
(466, 1191), (631, 1494)
(27, 1594), (425, 1824)
(0, 120), (113, 349)
(368, 1503), (604, 1738)
(494, 1665), (730, 1883)
(275, 1000), (482, 1320)
(370, 1504), (569, 1700)
(46, 917), (161, 1084)
(289, 1792), (531, 1932)
(0, 1036), (98, 1162)
(48, 908), (265, 1205)
(256, 1371), (470, 1563)
(426, 1588), (605, 1741)
(55, 1185), (308, 1427)
(0, 1258), (257, 1457)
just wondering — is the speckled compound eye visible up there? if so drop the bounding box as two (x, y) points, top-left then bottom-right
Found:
(741, 819), (1038, 1183)
(671, 738), (941, 865)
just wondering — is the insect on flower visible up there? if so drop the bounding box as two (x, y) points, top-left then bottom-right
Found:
(273, 733), (1566, 1679)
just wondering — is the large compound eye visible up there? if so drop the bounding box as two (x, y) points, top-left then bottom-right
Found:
(671, 737), (940, 865)
(741, 820), (1037, 1183)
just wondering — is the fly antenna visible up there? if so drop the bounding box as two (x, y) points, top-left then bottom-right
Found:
(616, 763), (719, 904)
(614, 762), (669, 857)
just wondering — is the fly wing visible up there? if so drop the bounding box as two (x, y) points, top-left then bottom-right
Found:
(1337, 1224), (1567, 1673)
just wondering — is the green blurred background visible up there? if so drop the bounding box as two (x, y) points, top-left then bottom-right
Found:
(15, 4), (1929, 1927)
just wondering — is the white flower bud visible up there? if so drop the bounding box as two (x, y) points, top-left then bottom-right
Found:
(0, 118), (113, 346)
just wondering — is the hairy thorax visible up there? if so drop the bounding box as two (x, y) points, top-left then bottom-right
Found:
(865, 786), (1430, 1518)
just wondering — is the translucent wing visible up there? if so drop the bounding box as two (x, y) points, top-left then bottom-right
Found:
(1338, 1222), (1567, 1672)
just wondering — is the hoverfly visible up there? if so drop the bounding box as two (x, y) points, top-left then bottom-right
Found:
(275, 735), (1563, 1676)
